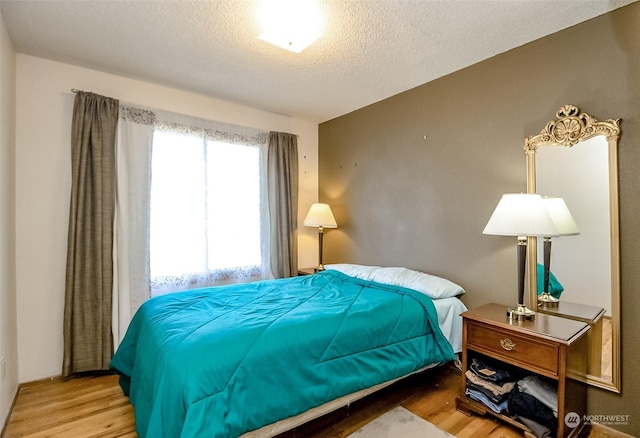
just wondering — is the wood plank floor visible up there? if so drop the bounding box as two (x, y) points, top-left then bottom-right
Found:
(280, 366), (522, 438)
(3, 365), (527, 438)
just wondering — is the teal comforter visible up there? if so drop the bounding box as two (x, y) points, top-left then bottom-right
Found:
(110, 270), (455, 437)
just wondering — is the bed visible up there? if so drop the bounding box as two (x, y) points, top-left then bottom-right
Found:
(110, 264), (466, 438)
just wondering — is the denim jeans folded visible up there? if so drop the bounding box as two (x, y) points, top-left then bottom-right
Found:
(469, 357), (512, 385)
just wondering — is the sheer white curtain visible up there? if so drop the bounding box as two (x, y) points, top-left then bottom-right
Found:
(149, 112), (271, 294)
(112, 106), (272, 346)
(112, 106), (154, 347)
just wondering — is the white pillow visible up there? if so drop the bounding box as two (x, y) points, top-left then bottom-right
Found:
(324, 263), (380, 280)
(325, 264), (465, 300)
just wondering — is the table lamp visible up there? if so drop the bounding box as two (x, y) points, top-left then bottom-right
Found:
(303, 203), (337, 271)
(483, 193), (558, 321)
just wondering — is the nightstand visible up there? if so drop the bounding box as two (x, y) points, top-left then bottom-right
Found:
(537, 301), (605, 377)
(297, 267), (317, 276)
(455, 303), (590, 438)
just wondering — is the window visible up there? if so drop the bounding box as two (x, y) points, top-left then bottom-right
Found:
(149, 128), (266, 294)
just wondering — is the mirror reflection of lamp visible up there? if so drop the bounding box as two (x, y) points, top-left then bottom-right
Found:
(303, 203), (337, 271)
(538, 197), (580, 307)
(483, 193), (558, 321)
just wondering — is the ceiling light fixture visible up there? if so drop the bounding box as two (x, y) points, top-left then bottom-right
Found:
(258, 0), (322, 53)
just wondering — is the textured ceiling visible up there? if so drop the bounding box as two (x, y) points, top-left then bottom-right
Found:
(1, 0), (636, 123)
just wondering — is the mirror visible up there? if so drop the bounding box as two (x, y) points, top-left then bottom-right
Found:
(524, 105), (621, 393)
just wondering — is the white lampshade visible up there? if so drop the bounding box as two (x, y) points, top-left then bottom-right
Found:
(483, 193), (558, 237)
(303, 203), (337, 228)
(542, 197), (580, 236)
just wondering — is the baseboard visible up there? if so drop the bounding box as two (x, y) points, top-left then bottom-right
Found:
(16, 374), (64, 389)
(590, 422), (635, 438)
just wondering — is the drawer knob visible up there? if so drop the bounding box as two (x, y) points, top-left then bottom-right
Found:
(500, 338), (516, 351)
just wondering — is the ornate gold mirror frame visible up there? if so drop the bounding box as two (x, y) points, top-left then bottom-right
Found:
(524, 105), (621, 392)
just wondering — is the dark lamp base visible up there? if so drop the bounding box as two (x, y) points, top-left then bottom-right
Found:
(538, 292), (560, 307)
(507, 305), (536, 321)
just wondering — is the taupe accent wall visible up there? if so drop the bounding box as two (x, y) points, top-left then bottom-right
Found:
(319, 3), (639, 434)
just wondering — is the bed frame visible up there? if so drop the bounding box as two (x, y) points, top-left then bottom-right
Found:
(242, 363), (443, 437)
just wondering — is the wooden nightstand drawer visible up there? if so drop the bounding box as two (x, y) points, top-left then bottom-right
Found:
(456, 303), (589, 438)
(467, 321), (559, 378)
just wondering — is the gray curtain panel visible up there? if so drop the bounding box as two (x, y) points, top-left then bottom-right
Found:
(63, 91), (119, 376)
(267, 131), (299, 278)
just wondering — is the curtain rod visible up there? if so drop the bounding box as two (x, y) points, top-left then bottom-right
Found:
(69, 88), (297, 137)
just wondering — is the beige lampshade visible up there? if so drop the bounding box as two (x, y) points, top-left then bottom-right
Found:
(542, 197), (579, 236)
(483, 193), (558, 237)
(303, 203), (337, 228)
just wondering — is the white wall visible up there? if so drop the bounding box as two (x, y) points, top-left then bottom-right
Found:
(0, 10), (18, 427)
(15, 55), (319, 383)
